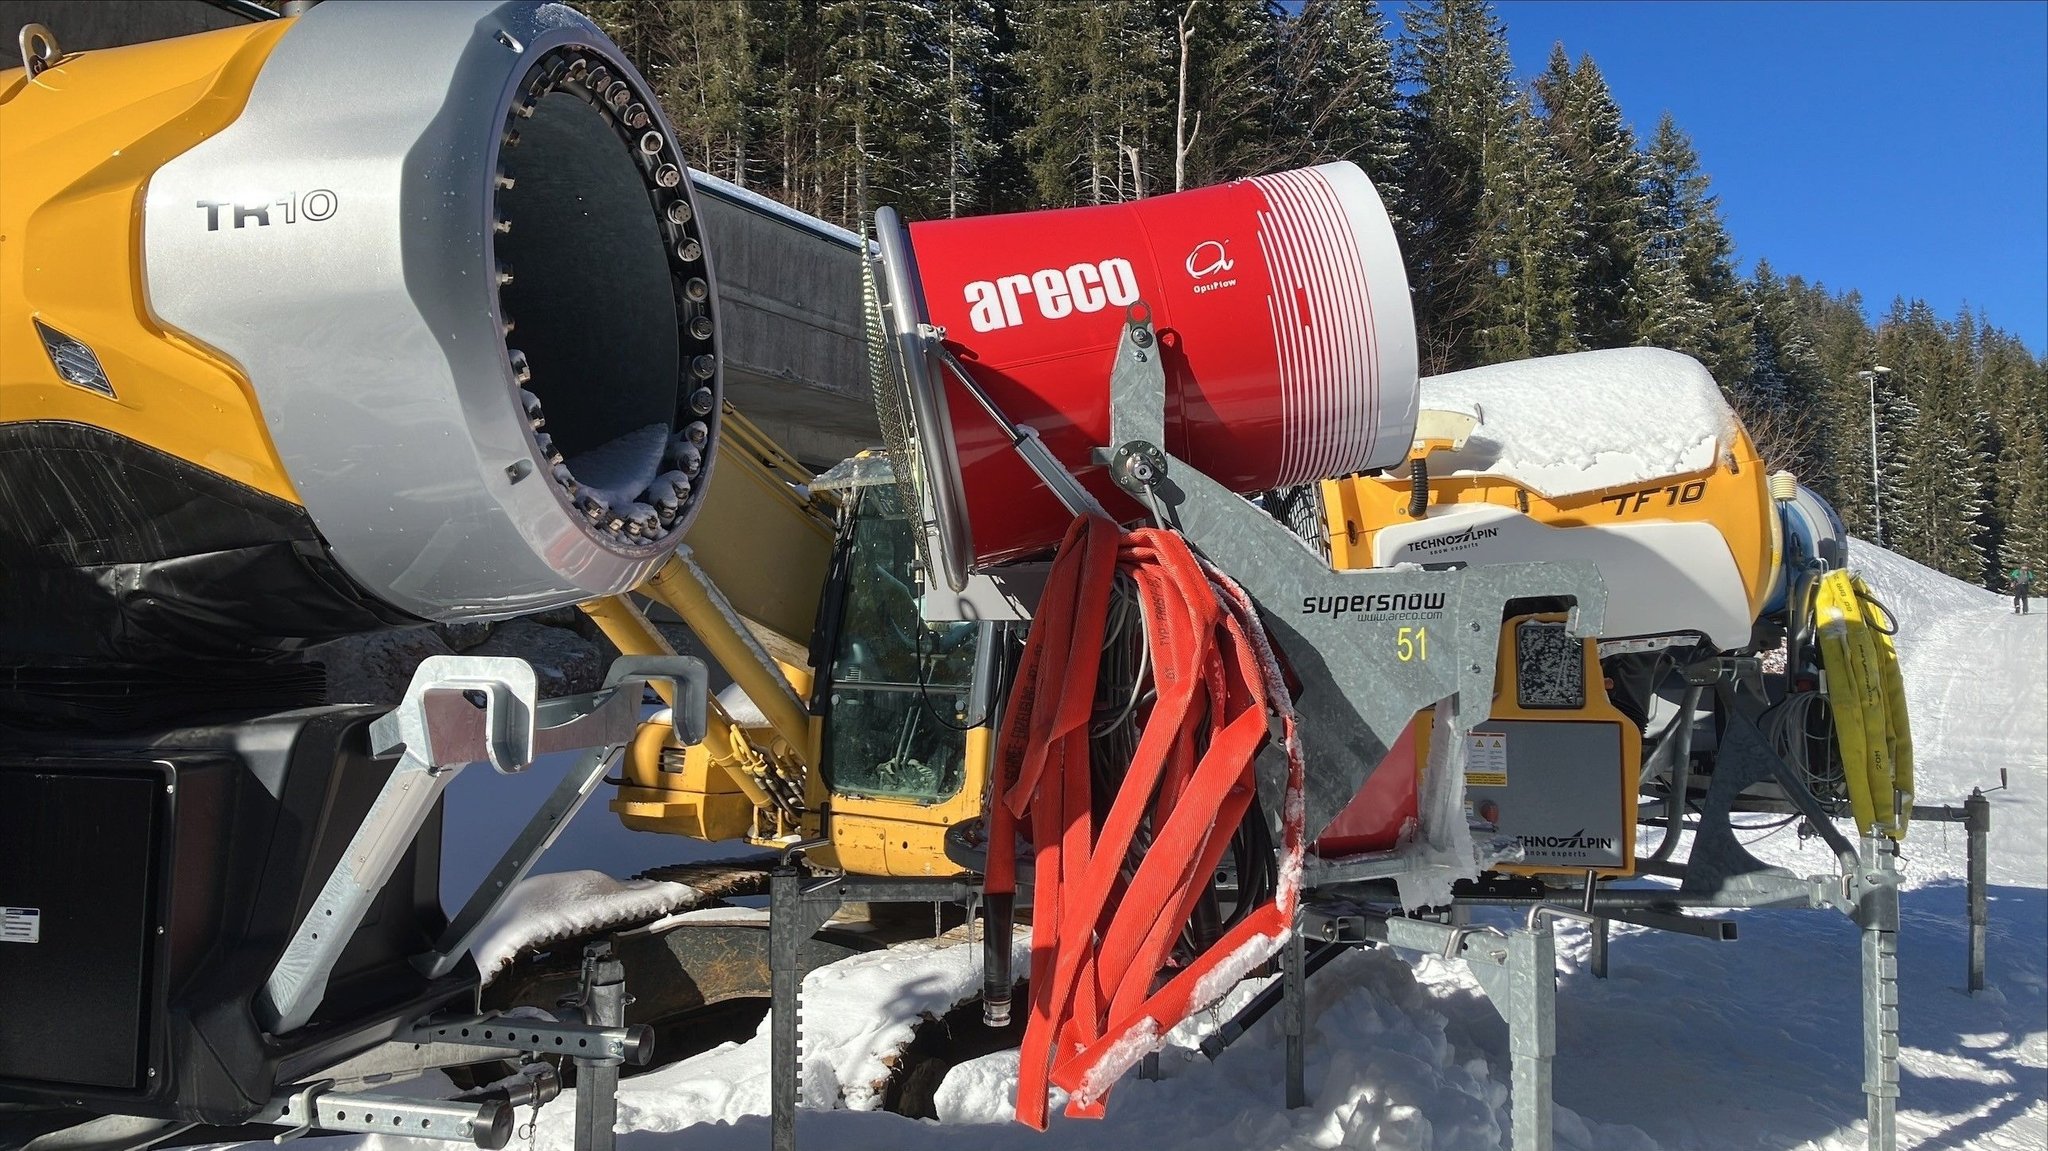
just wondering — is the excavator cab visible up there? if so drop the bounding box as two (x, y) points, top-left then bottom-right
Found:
(808, 478), (1001, 877)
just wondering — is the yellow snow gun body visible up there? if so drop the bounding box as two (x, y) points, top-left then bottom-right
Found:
(1314, 349), (1777, 878)
(1322, 348), (1779, 652)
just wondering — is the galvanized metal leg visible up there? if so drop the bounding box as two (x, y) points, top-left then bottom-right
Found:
(1503, 927), (1557, 1151)
(1380, 916), (1556, 1151)
(571, 942), (626, 1151)
(770, 865), (802, 1151)
(1966, 789), (1989, 993)
(1859, 838), (1900, 1151)
(1589, 915), (1609, 980)
(1282, 927), (1307, 1109)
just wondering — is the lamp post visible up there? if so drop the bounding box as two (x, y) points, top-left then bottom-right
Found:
(1856, 366), (1893, 545)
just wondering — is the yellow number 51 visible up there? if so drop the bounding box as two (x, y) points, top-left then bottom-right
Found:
(1396, 625), (1428, 662)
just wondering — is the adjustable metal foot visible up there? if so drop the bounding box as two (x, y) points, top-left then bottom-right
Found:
(1859, 838), (1900, 1151)
(1379, 916), (1555, 1151)
(1966, 788), (1990, 993)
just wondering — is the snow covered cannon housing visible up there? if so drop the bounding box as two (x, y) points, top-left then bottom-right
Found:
(870, 161), (1420, 589)
(0, 2), (721, 685)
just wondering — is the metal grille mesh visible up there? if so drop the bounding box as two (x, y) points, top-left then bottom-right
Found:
(862, 253), (934, 581)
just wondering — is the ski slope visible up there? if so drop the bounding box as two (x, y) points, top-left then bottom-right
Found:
(227, 542), (2046, 1151)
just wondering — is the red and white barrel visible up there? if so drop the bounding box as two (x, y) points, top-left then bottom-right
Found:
(896, 161), (1419, 568)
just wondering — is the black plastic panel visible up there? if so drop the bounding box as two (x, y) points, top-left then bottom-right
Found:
(0, 766), (164, 1089)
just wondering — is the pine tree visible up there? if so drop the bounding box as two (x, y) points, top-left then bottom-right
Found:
(1739, 261), (1832, 480)
(1016, 0), (1173, 205)
(1273, 0), (1404, 193)
(1396, 0), (1525, 373)
(934, 0), (1003, 217)
(1637, 113), (1752, 384)
(1478, 89), (1578, 362)
(1168, 0), (1283, 192)
(1532, 46), (1644, 351)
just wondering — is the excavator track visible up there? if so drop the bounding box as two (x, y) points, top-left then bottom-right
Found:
(631, 854), (783, 900)
(470, 856), (879, 1080)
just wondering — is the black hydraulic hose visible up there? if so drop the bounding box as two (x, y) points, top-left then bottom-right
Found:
(982, 892), (1015, 1027)
(1645, 685), (1703, 864)
(1407, 457), (1429, 517)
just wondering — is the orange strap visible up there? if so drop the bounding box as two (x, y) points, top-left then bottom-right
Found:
(989, 516), (1304, 1126)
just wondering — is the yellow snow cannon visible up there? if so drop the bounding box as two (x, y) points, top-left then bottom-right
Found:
(0, 1), (723, 723)
(1309, 348), (1777, 875)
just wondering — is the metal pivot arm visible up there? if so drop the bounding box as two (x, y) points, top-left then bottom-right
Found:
(261, 655), (707, 1033)
(1097, 309), (1609, 870)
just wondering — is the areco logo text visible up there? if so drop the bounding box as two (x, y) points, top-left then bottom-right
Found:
(964, 258), (1141, 332)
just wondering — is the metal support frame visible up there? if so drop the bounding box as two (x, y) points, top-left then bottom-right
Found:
(769, 863), (982, 1151)
(1095, 311), (1608, 894)
(246, 655), (705, 1151)
(247, 1085), (514, 1148)
(261, 655), (705, 1032)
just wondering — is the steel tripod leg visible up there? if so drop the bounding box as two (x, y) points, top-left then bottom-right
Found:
(1282, 928), (1307, 1109)
(771, 866), (801, 1151)
(1966, 789), (1989, 993)
(1860, 838), (1901, 1151)
(571, 942), (626, 1151)
(1505, 927), (1556, 1151)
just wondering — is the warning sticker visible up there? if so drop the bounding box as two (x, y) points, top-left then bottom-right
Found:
(1, 907), (40, 944)
(1465, 732), (1508, 787)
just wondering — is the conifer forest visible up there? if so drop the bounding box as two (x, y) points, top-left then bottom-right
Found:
(578, 0), (2048, 587)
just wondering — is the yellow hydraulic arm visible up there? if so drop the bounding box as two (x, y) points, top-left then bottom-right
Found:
(580, 405), (835, 846)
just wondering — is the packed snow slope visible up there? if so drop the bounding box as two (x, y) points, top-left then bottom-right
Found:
(223, 541), (2045, 1151)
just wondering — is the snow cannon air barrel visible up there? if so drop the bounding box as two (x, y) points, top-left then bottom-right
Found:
(0, 1), (723, 679)
(874, 162), (1418, 586)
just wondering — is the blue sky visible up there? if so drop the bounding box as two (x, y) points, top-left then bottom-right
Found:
(1481, 1), (2048, 354)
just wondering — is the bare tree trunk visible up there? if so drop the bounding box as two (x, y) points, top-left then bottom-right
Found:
(1174, 0), (1201, 193)
(946, 3), (959, 217)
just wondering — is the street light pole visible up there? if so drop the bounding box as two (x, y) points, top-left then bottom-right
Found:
(1857, 366), (1893, 546)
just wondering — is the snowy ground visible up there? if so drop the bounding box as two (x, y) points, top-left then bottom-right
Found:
(235, 542), (2045, 1150)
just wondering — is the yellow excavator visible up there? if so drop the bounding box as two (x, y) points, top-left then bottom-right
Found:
(0, 4), (1919, 1151)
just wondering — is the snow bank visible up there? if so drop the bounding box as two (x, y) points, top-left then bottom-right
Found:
(1418, 348), (1737, 499)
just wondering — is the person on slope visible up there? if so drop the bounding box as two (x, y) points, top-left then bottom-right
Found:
(2011, 565), (2035, 615)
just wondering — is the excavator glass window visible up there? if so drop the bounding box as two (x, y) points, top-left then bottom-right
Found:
(820, 482), (980, 802)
